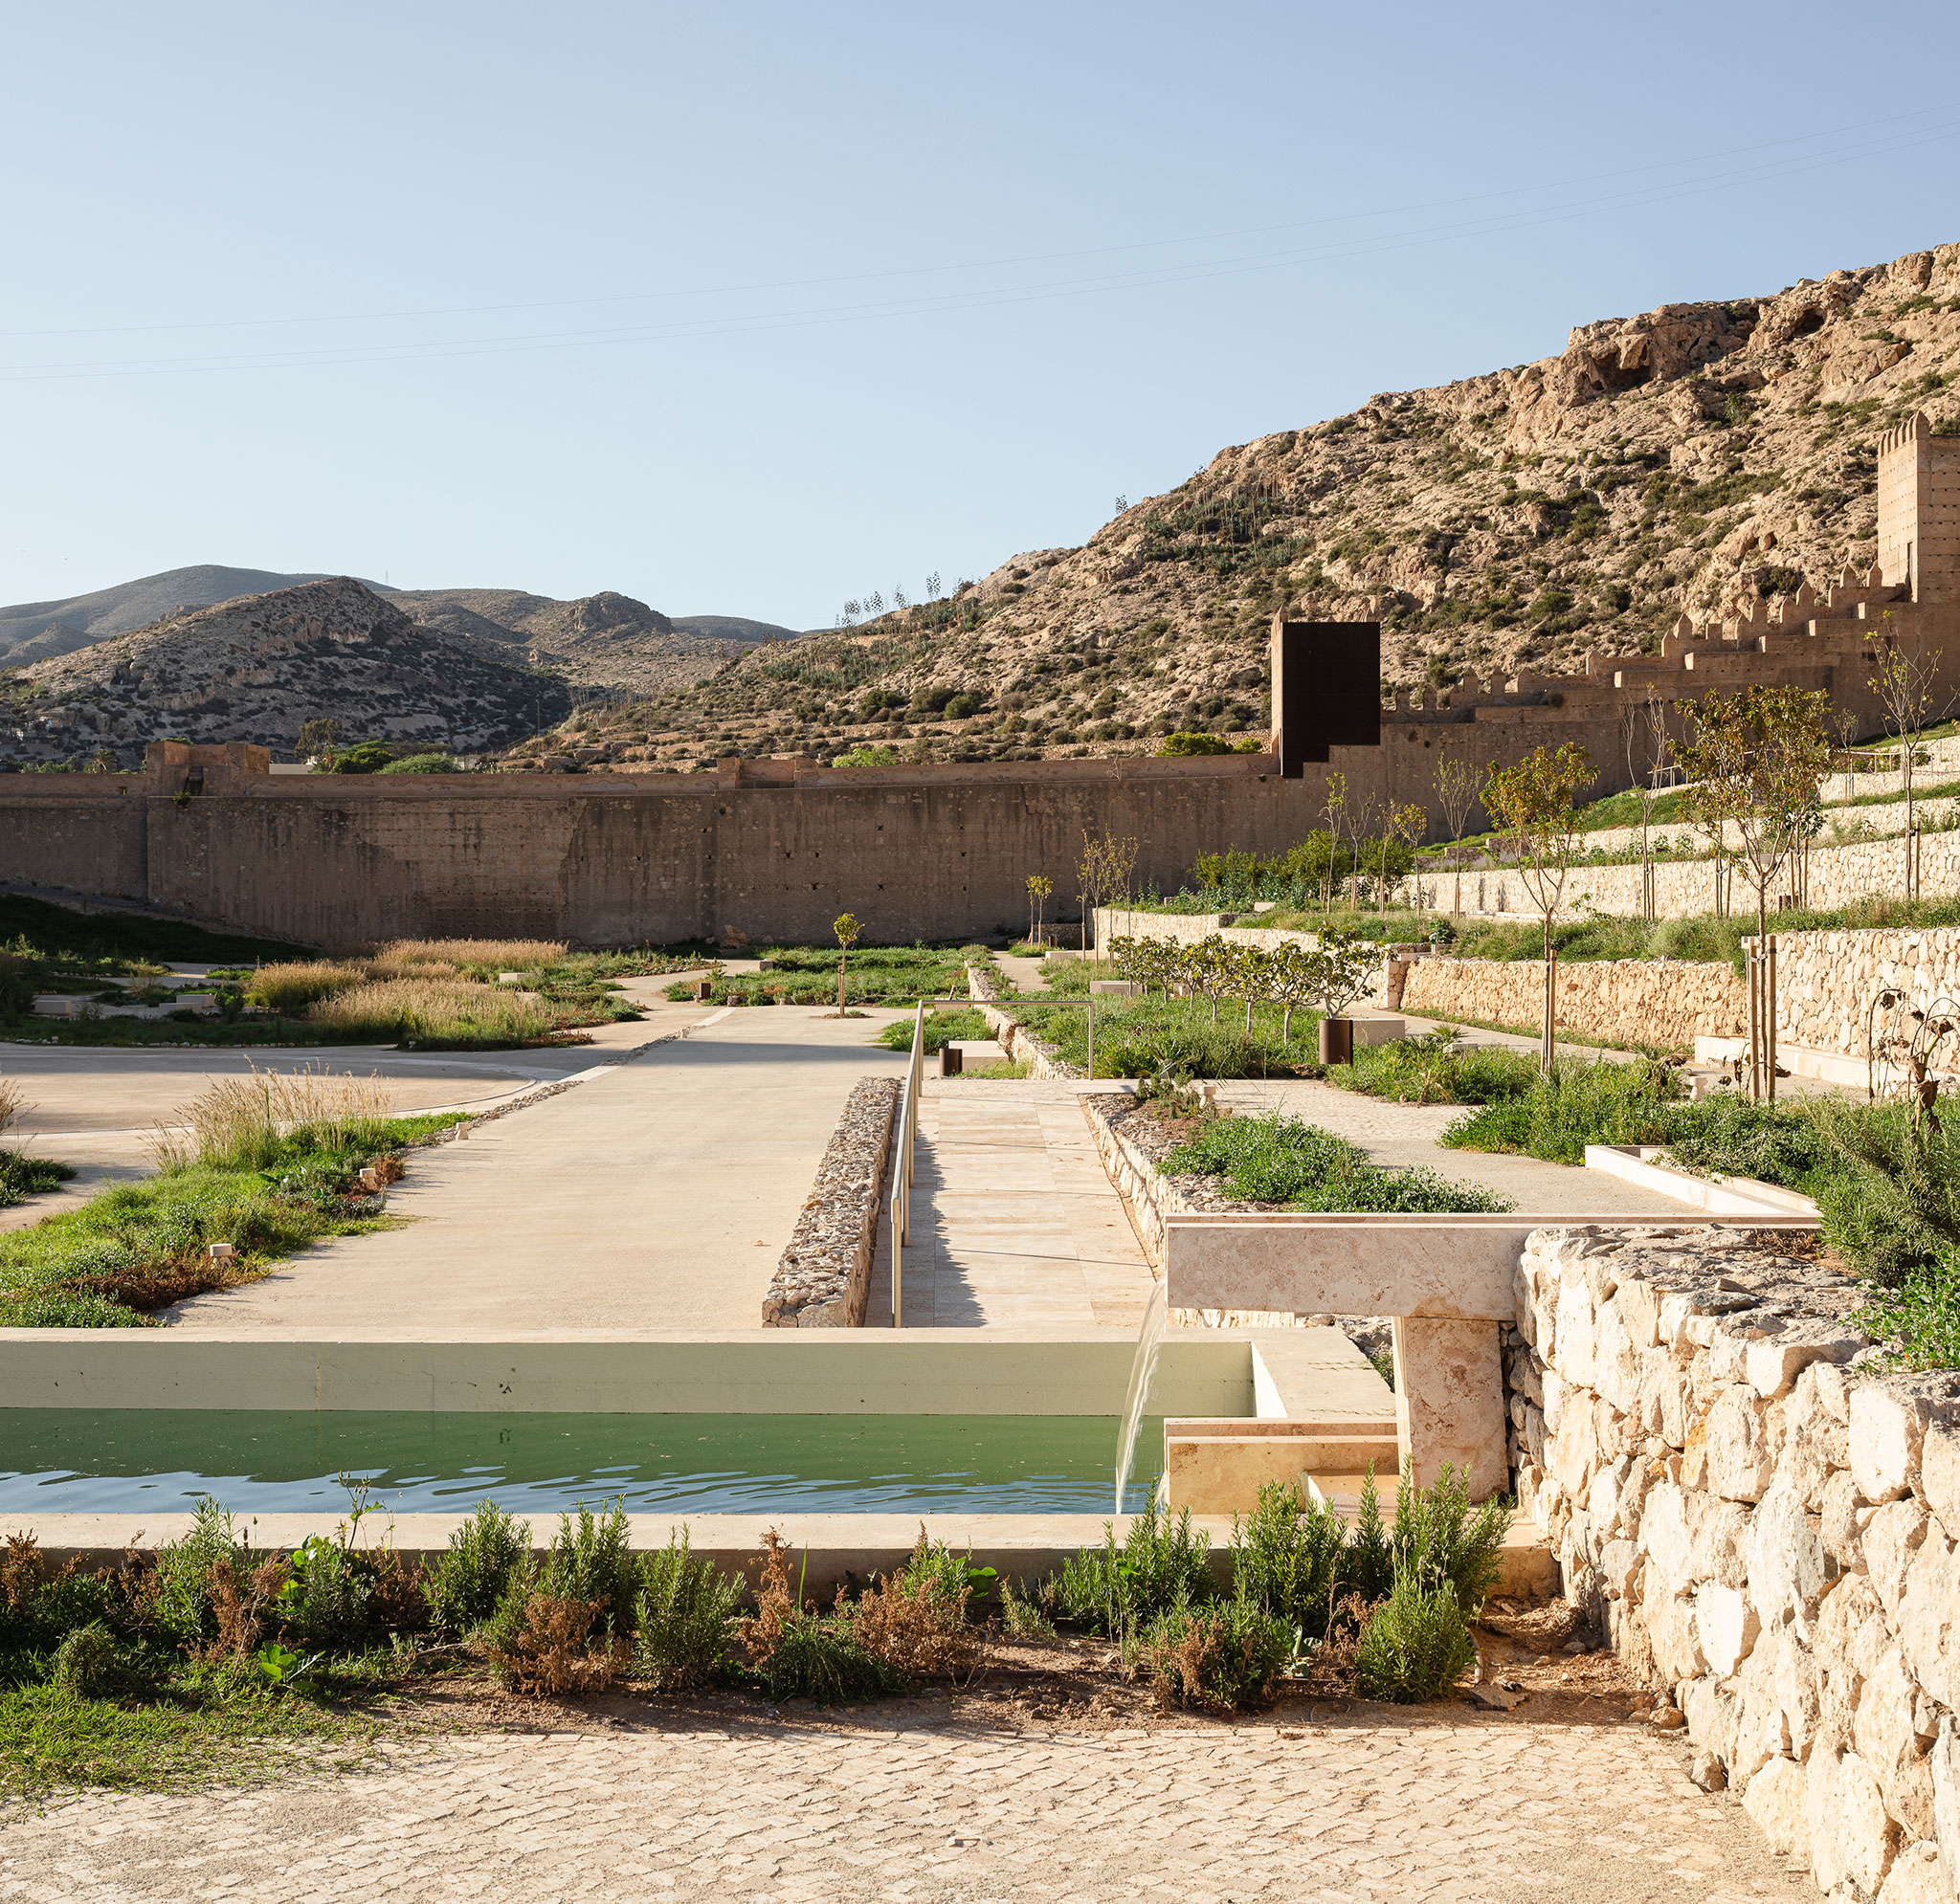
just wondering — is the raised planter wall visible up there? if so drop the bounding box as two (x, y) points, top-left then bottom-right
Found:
(1511, 1225), (1960, 1897)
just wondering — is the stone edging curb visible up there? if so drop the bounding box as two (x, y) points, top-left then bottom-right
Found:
(966, 964), (1081, 1078)
(762, 1075), (902, 1327)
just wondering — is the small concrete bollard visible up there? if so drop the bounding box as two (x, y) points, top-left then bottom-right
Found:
(208, 1243), (235, 1264)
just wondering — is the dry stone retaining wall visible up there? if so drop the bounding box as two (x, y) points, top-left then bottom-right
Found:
(761, 1076), (899, 1327)
(1771, 928), (1960, 1063)
(1511, 1224), (1960, 1897)
(1401, 955), (1745, 1051)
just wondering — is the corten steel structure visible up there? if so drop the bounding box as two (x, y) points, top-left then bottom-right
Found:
(8, 415), (1960, 947)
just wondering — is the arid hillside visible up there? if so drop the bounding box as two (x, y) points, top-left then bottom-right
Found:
(3, 578), (571, 764)
(379, 587), (793, 694)
(506, 240), (1960, 775)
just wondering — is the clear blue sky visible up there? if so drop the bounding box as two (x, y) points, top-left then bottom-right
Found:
(5, 1), (1958, 629)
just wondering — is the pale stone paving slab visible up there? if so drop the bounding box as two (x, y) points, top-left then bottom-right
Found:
(0, 1713), (1813, 1902)
(870, 1080), (1154, 1329)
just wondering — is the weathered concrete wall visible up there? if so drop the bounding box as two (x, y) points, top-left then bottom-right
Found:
(1401, 955), (1746, 1051)
(1511, 1225), (1960, 1899)
(0, 777), (147, 902)
(24, 754), (1359, 947)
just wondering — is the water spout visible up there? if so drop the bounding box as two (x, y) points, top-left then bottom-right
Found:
(1114, 1278), (1169, 1515)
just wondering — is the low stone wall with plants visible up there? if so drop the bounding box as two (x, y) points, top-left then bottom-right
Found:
(1769, 927), (1960, 1063)
(761, 1076), (900, 1327)
(1402, 955), (1745, 1052)
(1511, 1223), (1960, 1897)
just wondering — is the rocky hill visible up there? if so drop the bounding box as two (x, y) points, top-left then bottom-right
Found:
(509, 240), (1960, 775)
(0, 565), (353, 666)
(1, 569), (795, 701)
(2, 578), (570, 766)
(379, 587), (791, 694)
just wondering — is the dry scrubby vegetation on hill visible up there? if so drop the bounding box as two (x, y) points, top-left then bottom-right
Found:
(507, 241), (1960, 776)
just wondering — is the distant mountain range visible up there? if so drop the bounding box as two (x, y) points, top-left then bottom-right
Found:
(7, 577), (569, 764)
(0, 565), (802, 695)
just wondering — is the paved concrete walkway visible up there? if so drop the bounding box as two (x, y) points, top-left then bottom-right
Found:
(162, 1005), (908, 1335)
(0, 975), (712, 1234)
(0, 1710), (1811, 1903)
(866, 1080), (1153, 1330)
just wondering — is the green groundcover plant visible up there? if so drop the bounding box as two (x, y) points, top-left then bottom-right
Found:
(1163, 1112), (1512, 1214)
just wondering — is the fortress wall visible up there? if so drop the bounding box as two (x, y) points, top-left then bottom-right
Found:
(105, 759), (1342, 946)
(1, 778), (147, 902)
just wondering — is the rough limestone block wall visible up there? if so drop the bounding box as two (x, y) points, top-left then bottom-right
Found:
(1401, 956), (1745, 1051)
(1772, 928), (1960, 1062)
(1511, 1225), (1960, 1897)
(761, 1077), (899, 1326)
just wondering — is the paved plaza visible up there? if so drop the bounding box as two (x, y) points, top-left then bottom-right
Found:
(0, 1704), (1812, 1903)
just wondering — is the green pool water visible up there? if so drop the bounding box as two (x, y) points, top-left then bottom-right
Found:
(0, 1412), (1167, 1517)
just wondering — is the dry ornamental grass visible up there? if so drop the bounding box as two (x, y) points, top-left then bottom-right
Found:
(145, 1064), (397, 1172)
(373, 938), (567, 972)
(307, 979), (553, 1045)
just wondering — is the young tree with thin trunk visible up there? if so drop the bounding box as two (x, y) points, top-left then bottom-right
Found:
(1482, 743), (1598, 1074)
(1433, 758), (1481, 918)
(833, 911), (862, 1015)
(1025, 874), (1052, 946)
(1319, 772), (1348, 916)
(1380, 802), (1427, 915)
(1869, 613), (1948, 900)
(1076, 831), (1139, 961)
(1267, 941), (1316, 1044)
(1618, 691), (1672, 920)
(1674, 686), (1832, 1098)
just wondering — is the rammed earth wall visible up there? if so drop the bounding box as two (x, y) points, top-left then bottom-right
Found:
(1511, 1225), (1960, 1898)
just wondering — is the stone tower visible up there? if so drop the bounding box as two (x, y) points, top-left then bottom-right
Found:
(1878, 411), (1960, 608)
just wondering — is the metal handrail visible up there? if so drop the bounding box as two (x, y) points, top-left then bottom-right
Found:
(890, 998), (926, 1327)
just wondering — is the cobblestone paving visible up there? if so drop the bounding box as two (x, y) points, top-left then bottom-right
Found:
(0, 1710), (1812, 1903)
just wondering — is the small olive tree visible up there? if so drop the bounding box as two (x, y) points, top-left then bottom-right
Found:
(1482, 743), (1597, 1074)
(1674, 686), (1832, 1099)
(832, 911), (862, 1015)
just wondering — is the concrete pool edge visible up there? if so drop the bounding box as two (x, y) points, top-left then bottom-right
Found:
(0, 1327), (1392, 1421)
